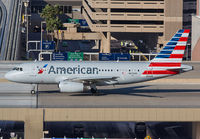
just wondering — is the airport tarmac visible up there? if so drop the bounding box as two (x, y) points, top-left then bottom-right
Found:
(37, 83), (200, 108)
(0, 62), (200, 108)
(0, 83), (36, 107)
(1, 80), (200, 108)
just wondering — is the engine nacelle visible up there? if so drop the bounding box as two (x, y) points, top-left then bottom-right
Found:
(59, 81), (88, 93)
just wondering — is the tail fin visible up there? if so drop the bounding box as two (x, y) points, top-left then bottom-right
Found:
(150, 29), (190, 67)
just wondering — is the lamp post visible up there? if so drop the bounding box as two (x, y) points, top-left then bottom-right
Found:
(40, 21), (46, 52)
(24, 0), (29, 58)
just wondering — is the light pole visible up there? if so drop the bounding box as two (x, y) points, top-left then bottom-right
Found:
(41, 21), (46, 52)
(24, 0), (29, 57)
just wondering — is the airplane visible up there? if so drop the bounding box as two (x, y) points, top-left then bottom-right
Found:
(5, 29), (193, 95)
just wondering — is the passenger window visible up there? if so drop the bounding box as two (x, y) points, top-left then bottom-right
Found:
(13, 67), (23, 71)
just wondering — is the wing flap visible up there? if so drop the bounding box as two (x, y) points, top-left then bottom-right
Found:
(58, 76), (119, 83)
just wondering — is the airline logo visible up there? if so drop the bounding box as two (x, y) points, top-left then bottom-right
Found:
(143, 29), (190, 75)
(38, 64), (48, 74)
(48, 65), (99, 75)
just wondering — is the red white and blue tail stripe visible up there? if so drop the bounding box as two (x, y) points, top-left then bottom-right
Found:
(143, 29), (190, 75)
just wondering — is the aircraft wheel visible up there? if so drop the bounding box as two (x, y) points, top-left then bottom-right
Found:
(91, 88), (98, 96)
(31, 90), (36, 94)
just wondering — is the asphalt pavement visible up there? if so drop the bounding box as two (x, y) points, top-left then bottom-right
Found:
(0, 62), (200, 108)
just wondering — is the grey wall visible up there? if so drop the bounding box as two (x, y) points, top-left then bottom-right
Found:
(191, 15), (200, 61)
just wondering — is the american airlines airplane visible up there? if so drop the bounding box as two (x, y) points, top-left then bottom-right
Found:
(5, 29), (192, 95)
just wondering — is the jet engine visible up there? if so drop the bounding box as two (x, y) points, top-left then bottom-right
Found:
(59, 81), (89, 93)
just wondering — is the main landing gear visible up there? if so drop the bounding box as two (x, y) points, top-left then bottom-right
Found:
(90, 84), (99, 96)
(91, 88), (98, 95)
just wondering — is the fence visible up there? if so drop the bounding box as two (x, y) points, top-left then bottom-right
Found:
(38, 52), (157, 61)
(83, 53), (156, 61)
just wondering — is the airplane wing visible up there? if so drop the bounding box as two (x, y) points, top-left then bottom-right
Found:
(57, 76), (120, 93)
(67, 76), (119, 82)
(57, 76), (119, 83)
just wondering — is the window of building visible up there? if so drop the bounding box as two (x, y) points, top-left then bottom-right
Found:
(64, 6), (72, 13)
(31, 6), (44, 13)
(111, 9), (164, 13)
(111, 20), (164, 25)
(31, 5), (72, 14)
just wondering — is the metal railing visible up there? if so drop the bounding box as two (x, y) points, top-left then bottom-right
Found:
(86, 0), (164, 8)
(83, 9), (164, 32)
(37, 52), (156, 61)
(42, 137), (107, 139)
(130, 53), (157, 61)
(83, 0), (164, 21)
(12, 0), (23, 60)
(0, 0), (22, 60)
(5, 0), (17, 60)
(84, 53), (157, 61)
(0, 0), (7, 60)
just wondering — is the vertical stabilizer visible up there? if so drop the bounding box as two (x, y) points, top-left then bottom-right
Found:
(143, 29), (190, 75)
(150, 29), (190, 67)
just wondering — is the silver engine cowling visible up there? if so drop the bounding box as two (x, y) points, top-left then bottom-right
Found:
(59, 81), (89, 93)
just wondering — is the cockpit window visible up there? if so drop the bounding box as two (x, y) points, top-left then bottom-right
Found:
(12, 67), (23, 71)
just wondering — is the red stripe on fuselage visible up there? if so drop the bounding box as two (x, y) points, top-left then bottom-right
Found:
(179, 37), (188, 41)
(143, 70), (179, 75)
(183, 29), (190, 33)
(149, 63), (181, 67)
(174, 46), (186, 50)
(170, 54), (184, 58)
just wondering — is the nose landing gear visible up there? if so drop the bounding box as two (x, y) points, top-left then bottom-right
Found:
(31, 84), (36, 94)
(31, 90), (36, 94)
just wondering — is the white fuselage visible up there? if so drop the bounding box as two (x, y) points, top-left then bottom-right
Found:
(4, 29), (192, 93)
(5, 61), (192, 86)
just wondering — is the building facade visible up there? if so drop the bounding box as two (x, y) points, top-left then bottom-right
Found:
(30, 0), (196, 54)
(192, 0), (200, 61)
(30, 0), (83, 29)
(83, 0), (196, 53)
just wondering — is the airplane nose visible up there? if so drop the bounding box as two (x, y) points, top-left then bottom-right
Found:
(4, 72), (12, 81)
